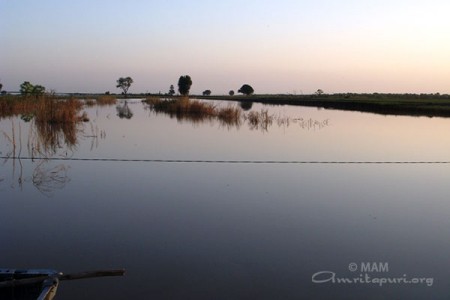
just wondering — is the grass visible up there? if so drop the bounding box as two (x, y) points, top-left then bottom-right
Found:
(0, 95), (89, 155)
(144, 97), (333, 132)
(95, 95), (117, 106)
(144, 97), (242, 124)
(0, 95), (87, 122)
(217, 106), (242, 127)
(34, 97), (85, 124)
(245, 109), (273, 131)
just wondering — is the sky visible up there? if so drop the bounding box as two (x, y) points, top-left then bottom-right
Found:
(1, 0), (450, 94)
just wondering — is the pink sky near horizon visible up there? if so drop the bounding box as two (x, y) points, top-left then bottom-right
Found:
(1, 0), (449, 94)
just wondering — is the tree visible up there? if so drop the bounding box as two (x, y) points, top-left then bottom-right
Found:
(229, 90), (235, 96)
(238, 84), (254, 96)
(202, 90), (211, 96)
(116, 77), (133, 97)
(0, 82), (3, 92)
(169, 84), (176, 96)
(315, 89), (324, 96)
(33, 85), (46, 96)
(20, 81), (34, 95)
(20, 81), (46, 96)
(178, 75), (192, 96)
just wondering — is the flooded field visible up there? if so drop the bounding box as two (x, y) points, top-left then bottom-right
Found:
(1, 99), (450, 299)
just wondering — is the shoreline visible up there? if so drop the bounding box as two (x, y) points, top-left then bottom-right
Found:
(3, 93), (450, 118)
(198, 94), (450, 118)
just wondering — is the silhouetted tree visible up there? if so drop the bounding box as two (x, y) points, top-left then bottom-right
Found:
(202, 90), (211, 96)
(178, 75), (192, 96)
(0, 82), (3, 92)
(315, 89), (324, 96)
(116, 77), (133, 97)
(238, 84), (254, 95)
(169, 84), (176, 96)
(229, 90), (235, 96)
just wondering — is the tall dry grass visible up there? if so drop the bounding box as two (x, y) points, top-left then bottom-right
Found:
(34, 97), (85, 124)
(144, 97), (241, 125)
(217, 106), (242, 127)
(1, 95), (88, 155)
(244, 109), (273, 131)
(0, 95), (87, 123)
(95, 95), (117, 106)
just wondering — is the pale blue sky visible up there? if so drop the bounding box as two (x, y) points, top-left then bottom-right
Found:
(1, 0), (449, 94)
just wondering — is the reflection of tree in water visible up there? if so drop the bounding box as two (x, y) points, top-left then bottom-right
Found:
(0, 117), (102, 197)
(116, 101), (133, 119)
(0, 158), (70, 198)
(239, 101), (253, 111)
(32, 161), (70, 197)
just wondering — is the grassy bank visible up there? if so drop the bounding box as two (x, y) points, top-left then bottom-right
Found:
(200, 94), (450, 118)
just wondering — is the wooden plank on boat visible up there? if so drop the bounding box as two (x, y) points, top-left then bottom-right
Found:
(0, 268), (125, 300)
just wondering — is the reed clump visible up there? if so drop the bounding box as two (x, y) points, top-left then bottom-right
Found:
(143, 97), (242, 125)
(145, 97), (215, 116)
(0, 95), (38, 118)
(85, 99), (96, 106)
(0, 95), (87, 123)
(245, 109), (273, 131)
(95, 95), (117, 106)
(217, 106), (242, 126)
(34, 118), (78, 153)
(34, 97), (84, 124)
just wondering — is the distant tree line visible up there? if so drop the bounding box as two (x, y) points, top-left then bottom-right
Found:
(9, 76), (449, 100)
(1, 77), (257, 97)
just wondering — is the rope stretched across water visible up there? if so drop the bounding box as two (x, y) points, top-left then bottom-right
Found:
(1, 156), (450, 164)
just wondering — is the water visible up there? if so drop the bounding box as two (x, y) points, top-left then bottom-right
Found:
(1, 100), (450, 299)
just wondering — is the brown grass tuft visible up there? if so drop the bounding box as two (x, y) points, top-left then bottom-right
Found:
(143, 97), (243, 125)
(244, 109), (273, 131)
(95, 95), (117, 106)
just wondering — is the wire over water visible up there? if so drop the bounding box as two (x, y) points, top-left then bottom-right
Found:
(1, 156), (450, 164)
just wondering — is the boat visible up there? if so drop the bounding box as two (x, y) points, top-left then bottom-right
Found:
(0, 268), (125, 300)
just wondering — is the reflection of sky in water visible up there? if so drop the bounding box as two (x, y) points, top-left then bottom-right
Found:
(77, 100), (450, 161)
(1, 162), (449, 299)
(2, 100), (450, 162)
(1, 101), (450, 299)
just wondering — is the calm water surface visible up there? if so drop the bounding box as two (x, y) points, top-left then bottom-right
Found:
(1, 100), (449, 299)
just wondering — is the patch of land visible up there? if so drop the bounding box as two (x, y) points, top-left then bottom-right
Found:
(200, 93), (450, 118)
